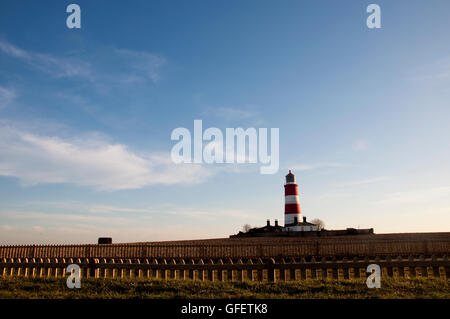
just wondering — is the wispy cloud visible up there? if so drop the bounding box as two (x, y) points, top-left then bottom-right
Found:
(115, 49), (166, 83)
(0, 39), (92, 79)
(201, 106), (264, 126)
(352, 139), (369, 151)
(409, 57), (450, 82)
(4, 202), (257, 221)
(23, 200), (154, 215)
(0, 39), (166, 85)
(6, 210), (135, 224)
(0, 86), (16, 109)
(0, 40), (29, 59)
(344, 176), (391, 186)
(214, 107), (258, 120)
(375, 186), (450, 205)
(0, 225), (15, 232)
(0, 123), (212, 190)
(291, 162), (347, 171)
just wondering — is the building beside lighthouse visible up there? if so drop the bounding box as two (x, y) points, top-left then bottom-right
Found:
(283, 170), (318, 232)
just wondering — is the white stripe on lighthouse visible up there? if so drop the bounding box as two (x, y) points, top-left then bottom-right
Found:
(285, 195), (299, 204)
(285, 214), (299, 225)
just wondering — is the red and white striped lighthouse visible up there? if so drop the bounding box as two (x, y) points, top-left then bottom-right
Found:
(284, 170), (301, 226)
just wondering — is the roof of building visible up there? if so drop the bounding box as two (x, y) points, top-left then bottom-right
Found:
(248, 225), (283, 233)
(285, 221), (318, 227)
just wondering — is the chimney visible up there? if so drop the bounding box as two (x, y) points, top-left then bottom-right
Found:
(303, 216), (307, 223)
(275, 219), (278, 227)
(267, 219), (270, 227)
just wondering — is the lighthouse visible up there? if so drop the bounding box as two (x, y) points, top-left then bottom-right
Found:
(284, 170), (301, 226)
(230, 169), (367, 237)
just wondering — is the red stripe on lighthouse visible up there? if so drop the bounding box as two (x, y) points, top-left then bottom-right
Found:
(285, 204), (301, 214)
(284, 184), (298, 196)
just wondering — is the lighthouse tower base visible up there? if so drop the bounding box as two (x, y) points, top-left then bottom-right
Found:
(283, 216), (318, 232)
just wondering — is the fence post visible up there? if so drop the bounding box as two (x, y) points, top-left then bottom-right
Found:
(137, 259), (143, 279)
(299, 258), (307, 281)
(444, 255), (450, 279)
(179, 259), (186, 280)
(127, 259), (133, 278)
(171, 259), (177, 280)
(246, 259), (253, 281)
(225, 258), (233, 281)
(190, 259), (196, 280)
(118, 259), (124, 279)
(53, 258), (59, 278)
(61, 258), (67, 277)
(153, 259), (159, 280)
(161, 259), (168, 280)
(278, 258), (286, 281)
(8, 258), (15, 276)
(235, 259), (243, 282)
(198, 259), (205, 281)
(217, 259), (223, 282)
(267, 258), (275, 282)
(144, 259), (150, 279)
(38, 258), (44, 278)
(101, 259), (108, 278)
(257, 258), (264, 282)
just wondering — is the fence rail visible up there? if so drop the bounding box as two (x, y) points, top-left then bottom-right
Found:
(0, 238), (449, 259)
(1, 255), (448, 282)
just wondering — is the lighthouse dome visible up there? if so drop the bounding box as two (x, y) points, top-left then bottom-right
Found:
(285, 170), (296, 184)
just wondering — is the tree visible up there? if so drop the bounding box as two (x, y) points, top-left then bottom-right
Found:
(311, 219), (325, 231)
(242, 224), (252, 232)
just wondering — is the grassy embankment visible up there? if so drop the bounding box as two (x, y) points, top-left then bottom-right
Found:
(0, 276), (448, 299)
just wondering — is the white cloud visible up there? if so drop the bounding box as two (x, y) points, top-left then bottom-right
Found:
(0, 87), (16, 109)
(0, 124), (212, 190)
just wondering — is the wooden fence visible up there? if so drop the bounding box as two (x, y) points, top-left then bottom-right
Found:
(1, 255), (449, 282)
(0, 238), (449, 259)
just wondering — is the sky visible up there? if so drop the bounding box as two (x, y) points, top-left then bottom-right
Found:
(0, 0), (449, 244)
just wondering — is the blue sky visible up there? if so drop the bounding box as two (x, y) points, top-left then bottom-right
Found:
(0, 0), (449, 244)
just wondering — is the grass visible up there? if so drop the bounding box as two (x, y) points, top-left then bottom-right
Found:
(0, 276), (448, 299)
